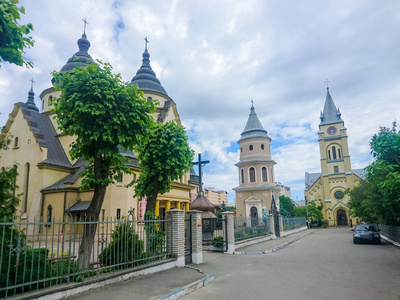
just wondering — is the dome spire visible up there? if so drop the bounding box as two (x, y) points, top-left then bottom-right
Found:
(130, 38), (168, 96)
(25, 78), (39, 112)
(59, 21), (93, 73)
(238, 102), (269, 142)
(319, 86), (344, 126)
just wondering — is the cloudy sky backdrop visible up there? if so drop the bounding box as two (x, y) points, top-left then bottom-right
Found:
(1, 0), (400, 203)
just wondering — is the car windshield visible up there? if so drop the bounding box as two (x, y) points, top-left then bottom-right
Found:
(356, 224), (377, 231)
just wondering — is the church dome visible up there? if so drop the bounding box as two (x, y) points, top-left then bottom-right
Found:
(60, 33), (93, 73)
(130, 49), (168, 96)
(25, 87), (39, 112)
(239, 104), (270, 143)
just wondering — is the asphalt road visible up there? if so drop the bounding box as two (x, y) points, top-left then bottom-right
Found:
(185, 228), (400, 300)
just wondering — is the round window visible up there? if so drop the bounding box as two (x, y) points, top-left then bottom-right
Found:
(334, 191), (344, 200)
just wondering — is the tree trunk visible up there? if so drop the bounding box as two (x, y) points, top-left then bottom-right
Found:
(145, 178), (159, 214)
(77, 156), (108, 269)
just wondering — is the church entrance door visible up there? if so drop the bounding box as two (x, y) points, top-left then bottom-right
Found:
(250, 206), (258, 227)
(337, 209), (348, 226)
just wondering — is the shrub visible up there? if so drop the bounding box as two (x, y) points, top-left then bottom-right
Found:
(321, 220), (329, 228)
(211, 236), (224, 249)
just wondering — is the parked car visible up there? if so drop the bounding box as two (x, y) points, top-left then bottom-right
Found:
(352, 224), (381, 244)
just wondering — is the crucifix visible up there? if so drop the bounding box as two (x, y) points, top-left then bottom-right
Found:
(192, 153), (209, 196)
(30, 78), (35, 90)
(324, 79), (330, 88)
(82, 18), (89, 34)
(144, 36), (149, 50)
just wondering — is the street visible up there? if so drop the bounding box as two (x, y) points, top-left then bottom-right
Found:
(185, 228), (400, 300)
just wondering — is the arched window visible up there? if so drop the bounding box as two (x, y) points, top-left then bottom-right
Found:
(241, 169), (244, 184)
(261, 144), (264, 150)
(241, 147), (243, 152)
(332, 146), (337, 159)
(328, 150), (331, 160)
(23, 163), (30, 213)
(338, 148), (341, 159)
(14, 137), (19, 148)
(48, 95), (53, 106)
(249, 167), (256, 182)
(147, 97), (152, 102)
(249, 145), (253, 151)
(46, 205), (52, 224)
(262, 167), (268, 182)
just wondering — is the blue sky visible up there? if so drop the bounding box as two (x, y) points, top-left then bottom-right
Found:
(1, 0), (400, 204)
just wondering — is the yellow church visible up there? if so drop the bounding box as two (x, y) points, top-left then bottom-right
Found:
(0, 32), (198, 235)
(304, 88), (366, 226)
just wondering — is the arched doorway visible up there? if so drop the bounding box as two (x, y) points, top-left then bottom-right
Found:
(250, 206), (258, 227)
(337, 209), (348, 226)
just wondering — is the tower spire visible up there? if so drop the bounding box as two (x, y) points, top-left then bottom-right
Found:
(319, 87), (343, 126)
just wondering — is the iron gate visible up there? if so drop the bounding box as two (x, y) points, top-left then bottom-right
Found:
(202, 216), (228, 252)
(184, 214), (192, 264)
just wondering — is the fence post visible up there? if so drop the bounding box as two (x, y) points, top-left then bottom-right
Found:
(187, 210), (203, 264)
(222, 211), (235, 254)
(268, 214), (277, 239)
(167, 209), (185, 267)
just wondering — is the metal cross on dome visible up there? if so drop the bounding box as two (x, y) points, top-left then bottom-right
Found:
(82, 18), (89, 34)
(144, 36), (149, 50)
(30, 78), (35, 90)
(192, 153), (209, 196)
(324, 79), (330, 88)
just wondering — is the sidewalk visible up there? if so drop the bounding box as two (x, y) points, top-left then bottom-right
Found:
(62, 229), (315, 300)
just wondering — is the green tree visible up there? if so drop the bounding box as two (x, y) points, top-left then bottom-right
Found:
(293, 206), (307, 217)
(307, 200), (323, 222)
(0, 0), (34, 68)
(134, 121), (194, 213)
(348, 122), (400, 225)
(279, 195), (295, 216)
(52, 61), (155, 268)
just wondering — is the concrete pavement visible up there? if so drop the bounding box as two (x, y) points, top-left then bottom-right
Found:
(65, 228), (312, 300)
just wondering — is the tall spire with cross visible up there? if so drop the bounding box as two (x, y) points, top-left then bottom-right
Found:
(82, 18), (89, 34)
(26, 79), (39, 112)
(144, 36), (149, 51)
(319, 84), (343, 126)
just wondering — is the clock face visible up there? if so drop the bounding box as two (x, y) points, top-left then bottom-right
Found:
(328, 126), (336, 135)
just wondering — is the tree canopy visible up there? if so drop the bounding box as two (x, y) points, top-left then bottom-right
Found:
(348, 122), (400, 225)
(134, 121), (194, 213)
(0, 0), (34, 68)
(52, 60), (155, 267)
(279, 195), (295, 216)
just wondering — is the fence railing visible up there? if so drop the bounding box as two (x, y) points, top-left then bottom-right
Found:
(0, 216), (171, 298)
(379, 225), (400, 244)
(234, 217), (270, 242)
(282, 217), (306, 231)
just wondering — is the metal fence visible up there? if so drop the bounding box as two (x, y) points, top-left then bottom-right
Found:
(282, 217), (306, 231)
(379, 225), (400, 243)
(0, 216), (171, 298)
(234, 217), (270, 242)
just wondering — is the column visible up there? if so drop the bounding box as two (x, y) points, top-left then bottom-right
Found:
(167, 209), (185, 267)
(186, 210), (203, 264)
(176, 201), (181, 210)
(155, 200), (160, 218)
(165, 200), (171, 211)
(268, 214), (277, 239)
(222, 211), (235, 254)
(185, 202), (190, 211)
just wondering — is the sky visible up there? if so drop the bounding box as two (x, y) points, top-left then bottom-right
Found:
(1, 0), (400, 204)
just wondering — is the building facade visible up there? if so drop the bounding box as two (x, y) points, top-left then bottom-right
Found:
(233, 104), (280, 220)
(275, 182), (291, 199)
(0, 32), (198, 235)
(204, 187), (228, 206)
(304, 88), (366, 226)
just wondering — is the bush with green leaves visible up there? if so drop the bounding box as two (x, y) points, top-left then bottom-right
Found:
(144, 212), (166, 255)
(99, 221), (146, 269)
(211, 236), (224, 249)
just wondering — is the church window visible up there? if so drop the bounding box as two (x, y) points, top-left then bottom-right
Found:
(46, 205), (52, 224)
(116, 209), (121, 220)
(23, 163), (30, 213)
(147, 97), (152, 102)
(261, 144), (264, 150)
(241, 147), (243, 152)
(249, 167), (256, 182)
(48, 95), (53, 106)
(338, 148), (341, 159)
(13, 137), (19, 148)
(249, 145), (253, 151)
(102, 209), (105, 221)
(328, 150), (331, 160)
(117, 172), (123, 182)
(241, 169), (244, 184)
(332, 146), (337, 159)
(334, 166), (339, 173)
(334, 191), (344, 200)
(262, 167), (268, 182)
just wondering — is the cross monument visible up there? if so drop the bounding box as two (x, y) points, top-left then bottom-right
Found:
(192, 153), (209, 195)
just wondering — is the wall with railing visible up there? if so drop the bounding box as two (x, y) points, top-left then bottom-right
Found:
(379, 225), (400, 244)
(0, 216), (171, 298)
(233, 217), (271, 241)
(282, 217), (307, 231)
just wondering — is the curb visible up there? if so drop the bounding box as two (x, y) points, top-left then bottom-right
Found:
(234, 230), (315, 255)
(160, 273), (215, 300)
(381, 235), (400, 248)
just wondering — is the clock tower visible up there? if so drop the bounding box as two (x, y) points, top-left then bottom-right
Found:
(305, 88), (366, 226)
